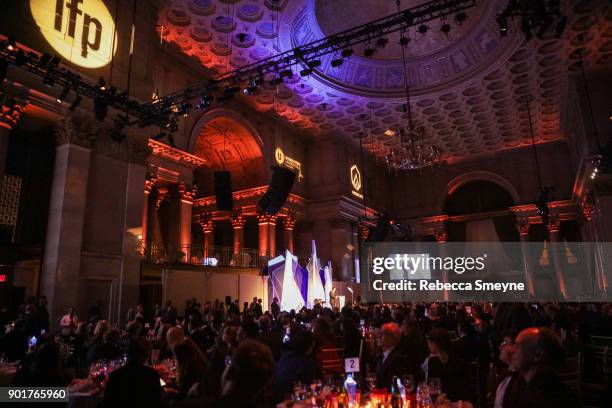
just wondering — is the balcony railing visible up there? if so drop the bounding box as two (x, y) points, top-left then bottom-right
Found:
(143, 242), (265, 268)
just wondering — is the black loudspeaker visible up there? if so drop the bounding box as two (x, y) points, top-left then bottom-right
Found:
(258, 166), (296, 215)
(214, 171), (233, 211)
(366, 214), (390, 242)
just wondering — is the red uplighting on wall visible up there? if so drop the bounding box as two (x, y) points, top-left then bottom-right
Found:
(0, 274), (7, 283)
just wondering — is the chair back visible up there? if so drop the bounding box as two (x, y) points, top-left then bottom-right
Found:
(320, 347), (344, 375)
(558, 352), (582, 391)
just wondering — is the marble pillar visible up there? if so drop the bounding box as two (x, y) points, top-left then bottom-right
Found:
(200, 217), (214, 259)
(231, 214), (245, 255)
(41, 116), (95, 323)
(141, 173), (158, 254)
(547, 218), (568, 300)
(283, 216), (296, 253)
(178, 183), (196, 262)
(516, 222), (536, 297)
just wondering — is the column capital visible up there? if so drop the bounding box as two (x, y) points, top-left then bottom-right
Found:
(546, 217), (561, 233)
(358, 222), (370, 241)
(434, 231), (448, 242)
(154, 187), (169, 210)
(581, 200), (594, 222)
(516, 221), (530, 236)
(0, 96), (28, 130)
(144, 172), (158, 195)
(54, 116), (96, 148)
(178, 183), (197, 204)
(231, 216), (245, 229)
(257, 213), (277, 224)
(199, 218), (214, 233)
(283, 216), (296, 231)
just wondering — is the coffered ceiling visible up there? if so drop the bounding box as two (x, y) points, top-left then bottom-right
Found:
(159, 0), (612, 163)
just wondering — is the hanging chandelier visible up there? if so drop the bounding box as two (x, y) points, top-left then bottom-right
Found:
(384, 0), (442, 172)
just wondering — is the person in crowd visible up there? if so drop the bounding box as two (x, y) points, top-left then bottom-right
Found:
(173, 337), (208, 400)
(398, 318), (427, 382)
(274, 323), (316, 401)
(59, 307), (78, 337)
(271, 297), (280, 318)
(88, 300), (103, 324)
(311, 317), (340, 375)
(102, 337), (163, 407)
(329, 287), (338, 309)
(375, 322), (409, 390)
(164, 300), (178, 325)
(37, 296), (50, 333)
(228, 299), (240, 316)
(510, 327), (580, 407)
(86, 328), (122, 367)
(256, 315), (281, 361)
(422, 328), (469, 401)
(167, 326), (186, 351)
(12, 341), (68, 388)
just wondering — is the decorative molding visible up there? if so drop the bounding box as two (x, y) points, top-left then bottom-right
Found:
(257, 213), (277, 224)
(194, 185), (307, 209)
(283, 215), (296, 230)
(54, 116), (96, 148)
(199, 217), (214, 233)
(144, 173), (159, 195)
(178, 183), (197, 204)
(231, 216), (245, 229)
(149, 139), (208, 168)
(516, 222), (530, 235)
(154, 187), (169, 210)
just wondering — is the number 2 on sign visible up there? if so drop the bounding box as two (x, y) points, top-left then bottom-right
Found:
(345, 357), (360, 373)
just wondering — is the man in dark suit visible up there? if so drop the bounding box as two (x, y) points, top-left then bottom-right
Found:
(375, 322), (408, 390)
(102, 337), (163, 407)
(271, 297), (280, 318)
(511, 327), (580, 408)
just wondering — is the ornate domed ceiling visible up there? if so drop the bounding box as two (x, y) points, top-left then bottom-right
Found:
(159, 0), (612, 163)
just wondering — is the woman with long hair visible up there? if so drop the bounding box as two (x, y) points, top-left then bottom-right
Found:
(173, 337), (208, 399)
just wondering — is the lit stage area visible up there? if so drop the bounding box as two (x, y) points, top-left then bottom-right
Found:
(1, 0), (612, 407)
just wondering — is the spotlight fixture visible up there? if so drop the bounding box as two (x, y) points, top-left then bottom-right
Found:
(454, 12), (467, 24)
(497, 16), (508, 37)
(496, 0), (567, 40)
(42, 74), (54, 88)
(97, 77), (107, 91)
(399, 36), (410, 46)
(6, 36), (16, 51)
(279, 69), (293, 78)
(440, 23), (452, 35)
(417, 24), (429, 34)
(94, 98), (108, 121)
(340, 49), (354, 58)
(330, 57), (343, 68)
(307, 59), (321, 69)
(56, 87), (70, 104)
(299, 68), (313, 77)
(269, 77), (283, 86)
(195, 94), (212, 110)
(69, 95), (82, 111)
(243, 79), (260, 95)
(0, 59), (7, 82)
(363, 47), (376, 57)
(376, 37), (389, 48)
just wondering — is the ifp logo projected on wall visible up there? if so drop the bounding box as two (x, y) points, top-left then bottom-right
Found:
(30, 0), (117, 69)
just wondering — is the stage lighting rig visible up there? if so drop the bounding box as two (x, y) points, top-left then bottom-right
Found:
(496, 0), (567, 40)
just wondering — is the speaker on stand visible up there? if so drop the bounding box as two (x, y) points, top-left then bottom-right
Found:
(214, 171), (233, 211)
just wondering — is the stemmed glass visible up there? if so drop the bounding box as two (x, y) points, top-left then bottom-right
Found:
(366, 371), (377, 391)
(429, 377), (442, 402)
(403, 374), (415, 394)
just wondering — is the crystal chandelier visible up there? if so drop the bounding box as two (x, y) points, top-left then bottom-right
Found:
(384, 4), (442, 172)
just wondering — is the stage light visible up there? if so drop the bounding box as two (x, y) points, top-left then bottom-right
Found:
(97, 77), (107, 91)
(417, 24), (429, 34)
(299, 68), (313, 77)
(441, 23), (452, 35)
(43, 74), (54, 88)
(399, 36), (410, 46)
(330, 58), (343, 68)
(243, 79), (259, 95)
(497, 16), (508, 37)
(341, 49), (354, 58)
(363, 47), (376, 57)
(307, 59), (321, 69)
(195, 95), (212, 110)
(94, 98), (108, 121)
(0, 59), (7, 82)
(376, 37), (389, 48)
(279, 69), (293, 78)
(6, 36), (16, 51)
(455, 12), (467, 24)
(56, 87), (70, 104)
(69, 95), (82, 111)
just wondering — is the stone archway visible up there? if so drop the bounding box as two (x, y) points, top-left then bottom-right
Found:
(438, 171), (521, 213)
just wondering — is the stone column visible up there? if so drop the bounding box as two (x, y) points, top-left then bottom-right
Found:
(178, 183), (196, 262)
(283, 215), (296, 253)
(141, 173), (158, 254)
(200, 216), (214, 259)
(257, 214), (270, 258)
(0, 95), (27, 190)
(435, 229), (449, 301)
(231, 212), (245, 255)
(268, 215), (278, 258)
(41, 116), (95, 323)
(516, 221), (535, 297)
(547, 218), (568, 300)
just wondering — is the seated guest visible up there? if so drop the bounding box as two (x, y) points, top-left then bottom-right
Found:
(12, 341), (68, 387)
(398, 318), (427, 383)
(167, 325), (185, 351)
(86, 328), (122, 367)
(205, 340), (275, 407)
(422, 328), (469, 401)
(511, 327), (580, 408)
(174, 338), (208, 399)
(256, 315), (282, 361)
(102, 337), (162, 408)
(274, 323), (317, 401)
(375, 322), (409, 390)
(312, 317), (340, 375)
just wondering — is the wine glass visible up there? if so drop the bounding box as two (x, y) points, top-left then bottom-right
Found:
(366, 372), (377, 391)
(403, 374), (415, 394)
(293, 380), (304, 399)
(429, 377), (442, 401)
